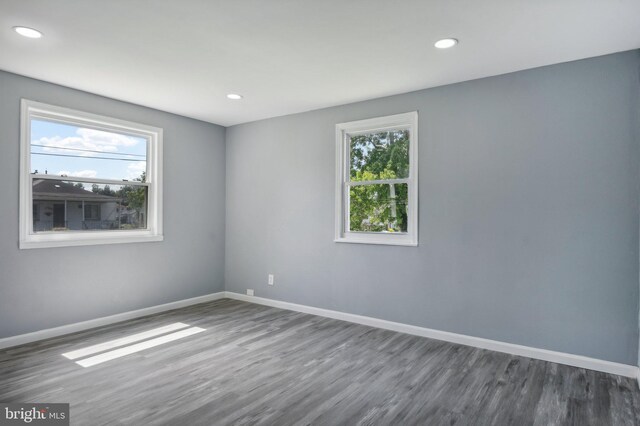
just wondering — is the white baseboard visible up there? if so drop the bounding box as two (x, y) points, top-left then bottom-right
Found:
(224, 291), (640, 379)
(0, 292), (226, 350)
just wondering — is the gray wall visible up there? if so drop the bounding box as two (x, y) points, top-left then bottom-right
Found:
(0, 71), (226, 338)
(226, 51), (640, 365)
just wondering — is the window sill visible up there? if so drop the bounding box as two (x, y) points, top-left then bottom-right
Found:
(334, 233), (418, 247)
(19, 231), (163, 249)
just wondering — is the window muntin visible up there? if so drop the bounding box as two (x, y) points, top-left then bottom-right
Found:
(335, 112), (418, 246)
(20, 100), (163, 249)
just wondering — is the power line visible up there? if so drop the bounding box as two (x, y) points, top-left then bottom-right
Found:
(31, 152), (144, 162)
(31, 143), (146, 158)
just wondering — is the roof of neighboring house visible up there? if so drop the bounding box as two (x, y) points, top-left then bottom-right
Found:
(32, 179), (118, 202)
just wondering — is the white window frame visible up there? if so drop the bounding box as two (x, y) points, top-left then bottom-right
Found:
(334, 111), (418, 246)
(19, 99), (164, 249)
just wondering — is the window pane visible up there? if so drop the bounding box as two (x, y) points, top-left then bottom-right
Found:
(32, 179), (148, 232)
(30, 119), (147, 182)
(349, 183), (408, 233)
(350, 130), (409, 181)
(84, 204), (100, 221)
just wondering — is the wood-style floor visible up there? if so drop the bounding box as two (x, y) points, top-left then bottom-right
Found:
(0, 299), (638, 425)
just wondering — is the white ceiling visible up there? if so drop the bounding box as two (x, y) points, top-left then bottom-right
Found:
(1, 1), (639, 127)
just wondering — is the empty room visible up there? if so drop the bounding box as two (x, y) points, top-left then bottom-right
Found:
(1, 1), (639, 425)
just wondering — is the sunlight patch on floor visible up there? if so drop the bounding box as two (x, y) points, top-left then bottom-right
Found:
(61, 322), (205, 367)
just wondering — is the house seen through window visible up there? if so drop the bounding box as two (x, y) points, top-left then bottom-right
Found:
(30, 119), (147, 232)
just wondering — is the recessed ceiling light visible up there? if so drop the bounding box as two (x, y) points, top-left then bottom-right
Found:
(226, 93), (243, 100)
(434, 38), (458, 49)
(13, 26), (43, 39)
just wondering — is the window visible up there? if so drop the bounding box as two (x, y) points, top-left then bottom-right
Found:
(20, 100), (163, 249)
(84, 204), (100, 221)
(335, 112), (418, 246)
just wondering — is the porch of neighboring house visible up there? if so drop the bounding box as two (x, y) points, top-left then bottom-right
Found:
(32, 179), (120, 232)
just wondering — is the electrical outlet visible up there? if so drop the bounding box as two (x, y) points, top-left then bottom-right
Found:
(268, 274), (274, 286)
(246, 289), (254, 296)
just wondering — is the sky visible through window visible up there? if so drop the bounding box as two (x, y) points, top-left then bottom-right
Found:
(31, 119), (147, 185)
